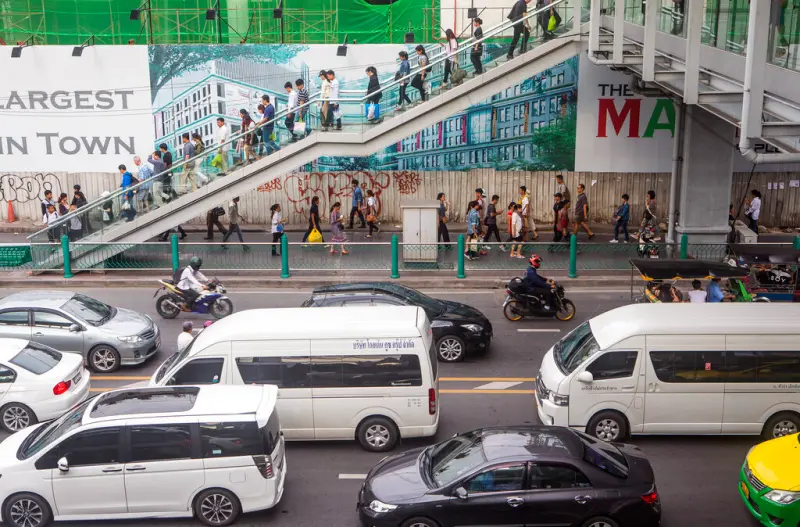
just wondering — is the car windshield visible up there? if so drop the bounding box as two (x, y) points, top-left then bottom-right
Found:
(18, 398), (92, 460)
(157, 338), (196, 383)
(574, 431), (629, 478)
(427, 432), (487, 487)
(61, 294), (115, 326)
(555, 322), (601, 374)
(385, 285), (445, 316)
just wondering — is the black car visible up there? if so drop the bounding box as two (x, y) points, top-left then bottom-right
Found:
(301, 283), (492, 362)
(358, 426), (661, 527)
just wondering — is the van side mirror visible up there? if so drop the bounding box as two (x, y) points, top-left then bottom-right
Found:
(57, 457), (69, 472)
(455, 487), (468, 500)
(576, 371), (594, 384)
(69, 324), (81, 333)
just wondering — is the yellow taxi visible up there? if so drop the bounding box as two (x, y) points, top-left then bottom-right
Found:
(740, 432), (800, 526)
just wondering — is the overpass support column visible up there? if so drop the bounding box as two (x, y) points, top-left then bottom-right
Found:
(675, 107), (736, 244)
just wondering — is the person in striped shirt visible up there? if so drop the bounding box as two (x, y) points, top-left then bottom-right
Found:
(295, 78), (310, 138)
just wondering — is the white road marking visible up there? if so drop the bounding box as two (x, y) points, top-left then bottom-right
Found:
(517, 329), (562, 333)
(338, 474), (368, 480)
(474, 381), (524, 390)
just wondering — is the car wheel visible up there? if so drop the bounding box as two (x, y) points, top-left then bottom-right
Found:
(763, 412), (800, 440)
(581, 517), (620, 527)
(401, 517), (439, 527)
(357, 416), (399, 452)
(436, 336), (465, 362)
(88, 345), (121, 373)
(587, 411), (628, 442)
(3, 493), (52, 527)
(0, 403), (37, 433)
(194, 488), (241, 527)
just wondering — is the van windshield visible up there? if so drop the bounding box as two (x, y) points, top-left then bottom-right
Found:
(554, 322), (601, 374)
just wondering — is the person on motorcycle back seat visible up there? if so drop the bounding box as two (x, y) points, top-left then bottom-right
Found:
(177, 256), (209, 305)
(523, 255), (555, 309)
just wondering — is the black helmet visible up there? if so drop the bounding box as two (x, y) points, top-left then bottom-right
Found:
(189, 256), (203, 270)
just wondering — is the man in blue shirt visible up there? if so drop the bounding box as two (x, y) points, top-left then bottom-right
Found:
(707, 277), (732, 302)
(523, 254), (555, 308)
(611, 193), (630, 243)
(257, 95), (280, 156)
(348, 178), (366, 229)
(118, 163), (136, 222)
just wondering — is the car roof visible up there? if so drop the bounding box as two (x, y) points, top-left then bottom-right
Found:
(0, 291), (74, 310)
(84, 385), (277, 424)
(191, 306), (423, 349)
(0, 338), (29, 359)
(312, 282), (413, 296)
(476, 426), (582, 461)
(589, 303), (800, 349)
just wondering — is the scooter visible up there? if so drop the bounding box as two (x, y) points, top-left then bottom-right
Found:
(637, 225), (660, 258)
(154, 277), (234, 319)
(503, 278), (576, 322)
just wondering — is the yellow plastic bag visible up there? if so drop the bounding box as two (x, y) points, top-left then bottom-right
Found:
(308, 228), (323, 243)
(548, 14), (557, 31)
(210, 153), (222, 168)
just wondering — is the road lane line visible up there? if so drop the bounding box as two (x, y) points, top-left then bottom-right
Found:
(517, 329), (561, 333)
(338, 474), (368, 480)
(441, 389), (536, 395)
(473, 381), (523, 390)
(440, 377), (536, 382)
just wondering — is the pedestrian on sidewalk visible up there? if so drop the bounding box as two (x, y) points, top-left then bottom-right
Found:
(71, 185), (91, 235)
(329, 202), (349, 255)
(205, 206), (228, 240)
(637, 190), (658, 240)
(57, 193), (69, 217)
(483, 195), (502, 244)
(507, 0), (532, 59)
(295, 79), (310, 138)
(554, 193), (569, 242)
(465, 200), (481, 260)
(611, 193), (630, 243)
(67, 205), (83, 241)
(215, 117), (230, 173)
(365, 190), (380, 238)
(221, 197), (248, 251)
(284, 82), (299, 142)
(43, 203), (60, 243)
(556, 174), (570, 207)
(270, 204), (285, 256)
(509, 204), (525, 258)
(572, 183), (594, 239)
(178, 321), (193, 352)
(349, 179), (366, 228)
(411, 46), (429, 103)
(502, 201), (515, 251)
(365, 66), (382, 123)
(437, 192), (451, 243)
(442, 29), (459, 89)
(745, 189), (761, 236)
(471, 18), (484, 75)
(519, 185), (537, 240)
(396, 51), (413, 111)
(40, 190), (56, 225)
(302, 196), (324, 243)
(327, 70), (342, 130)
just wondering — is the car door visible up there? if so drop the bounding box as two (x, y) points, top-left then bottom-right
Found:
(46, 426), (127, 516)
(0, 310), (31, 340)
(124, 421), (205, 513)
(0, 365), (17, 409)
(31, 310), (84, 354)
(446, 463), (527, 526)
(521, 462), (596, 527)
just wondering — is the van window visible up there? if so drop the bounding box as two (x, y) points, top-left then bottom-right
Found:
(727, 350), (800, 383)
(586, 351), (637, 380)
(200, 422), (261, 458)
(309, 355), (423, 388)
(556, 322), (600, 374)
(129, 425), (194, 462)
(650, 351), (726, 383)
(260, 411), (281, 454)
(45, 427), (121, 469)
(236, 357), (311, 388)
(168, 358), (223, 385)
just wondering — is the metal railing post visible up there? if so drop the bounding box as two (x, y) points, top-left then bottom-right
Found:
(457, 234), (466, 279)
(281, 235), (290, 279)
(61, 235), (73, 279)
(171, 233), (180, 273)
(680, 233), (689, 259)
(568, 234), (578, 278)
(794, 235), (800, 251)
(391, 235), (400, 279)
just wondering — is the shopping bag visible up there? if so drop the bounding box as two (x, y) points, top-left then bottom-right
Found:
(548, 14), (557, 31)
(451, 63), (467, 84)
(367, 103), (376, 121)
(103, 211), (110, 221)
(308, 228), (323, 243)
(210, 153), (222, 168)
(195, 171), (209, 187)
(333, 108), (342, 120)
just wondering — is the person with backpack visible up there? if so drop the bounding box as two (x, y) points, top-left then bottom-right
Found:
(118, 163), (137, 222)
(204, 205), (228, 240)
(365, 66), (382, 123)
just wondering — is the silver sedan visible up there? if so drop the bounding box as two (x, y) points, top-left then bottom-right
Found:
(0, 291), (161, 373)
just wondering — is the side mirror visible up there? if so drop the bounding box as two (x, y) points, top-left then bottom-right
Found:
(576, 371), (594, 384)
(455, 487), (468, 500)
(69, 324), (81, 333)
(57, 457), (69, 472)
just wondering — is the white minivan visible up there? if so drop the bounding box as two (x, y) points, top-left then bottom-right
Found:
(537, 303), (800, 442)
(0, 385), (285, 527)
(149, 306), (440, 452)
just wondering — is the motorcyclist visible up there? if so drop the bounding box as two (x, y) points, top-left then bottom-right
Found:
(522, 254), (556, 309)
(177, 256), (209, 306)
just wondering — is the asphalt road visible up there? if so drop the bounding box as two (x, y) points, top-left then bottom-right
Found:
(0, 287), (759, 527)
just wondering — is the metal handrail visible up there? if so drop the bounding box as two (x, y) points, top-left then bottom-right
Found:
(30, 0), (570, 240)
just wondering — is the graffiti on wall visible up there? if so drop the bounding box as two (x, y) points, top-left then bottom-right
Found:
(0, 173), (62, 203)
(396, 171), (422, 195)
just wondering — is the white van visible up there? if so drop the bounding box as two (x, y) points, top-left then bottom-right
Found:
(0, 384), (285, 527)
(537, 303), (800, 442)
(149, 306), (439, 452)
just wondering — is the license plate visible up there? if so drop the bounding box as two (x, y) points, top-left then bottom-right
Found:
(73, 372), (82, 386)
(741, 481), (750, 499)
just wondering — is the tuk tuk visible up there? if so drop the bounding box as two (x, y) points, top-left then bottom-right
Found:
(629, 258), (766, 303)
(728, 244), (800, 302)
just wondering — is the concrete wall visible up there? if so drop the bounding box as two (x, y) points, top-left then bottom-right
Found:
(3, 169), (800, 228)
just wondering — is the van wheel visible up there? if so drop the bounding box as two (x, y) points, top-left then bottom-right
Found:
(763, 412), (800, 440)
(437, 336), (465, 362)
(587, 411), (628, 442)
(357, 416), (399, 452)
(3, 493), (52, 527)
(194, 488), (240, 527)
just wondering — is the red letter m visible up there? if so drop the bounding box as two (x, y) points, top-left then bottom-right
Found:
(597, 98), (641, 138)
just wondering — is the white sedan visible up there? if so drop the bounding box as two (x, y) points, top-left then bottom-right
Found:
(0, 338), (90, 433)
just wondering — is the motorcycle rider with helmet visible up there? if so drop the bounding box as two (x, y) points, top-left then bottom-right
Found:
(523, 254), (556, 309)
(177, 256), (209, 306)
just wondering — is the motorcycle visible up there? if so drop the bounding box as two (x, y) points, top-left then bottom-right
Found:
(154, 277), (234, 319)
(503, 278), (576, 322)
(637, 225), (660, 258)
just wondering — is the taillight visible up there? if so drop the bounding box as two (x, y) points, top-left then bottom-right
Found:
(641, 491), (659, 505)
(506, 290), (511, 295)
(53, 380), (71, 395)
(253, 455), (274, 479)
(428, 388), (436, 415)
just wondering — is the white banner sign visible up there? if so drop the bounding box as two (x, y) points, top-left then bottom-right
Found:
(0, 46), (155, 172)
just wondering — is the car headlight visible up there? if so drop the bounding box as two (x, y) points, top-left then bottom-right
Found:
(118, 335), (143, 343)
(368, 500), (398, 513)
(461, 324), (483, 333)
(431, 320), (453, 328)
(765, 490), (800, 504)
(550, 393), (569, 406)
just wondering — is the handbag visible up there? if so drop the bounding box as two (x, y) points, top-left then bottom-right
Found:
(276, 223), (284, 233)
(308, 228), (323, 243)
(103, 210), (110, 221)
(548, 14), (557, 31)
(121, 201), (131, 211)
(451, 63), (467, 84)
(367, 103), (376, 121)
(367, 213), (377, 223)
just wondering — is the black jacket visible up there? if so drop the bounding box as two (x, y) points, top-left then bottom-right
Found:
(366, 76), (382, 104)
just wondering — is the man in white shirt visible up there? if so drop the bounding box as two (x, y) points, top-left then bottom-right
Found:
(284, 82), (299, 142)
(687, 280), (708, 303)
(326, 70), (342, 130)
(177, 256), (209, 306)
(177, 321), (194, 351)
(215, 117), (230, 174)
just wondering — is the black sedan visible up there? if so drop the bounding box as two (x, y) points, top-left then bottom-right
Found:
(358, 426), (660, 527)
(301, 283), (492, 362)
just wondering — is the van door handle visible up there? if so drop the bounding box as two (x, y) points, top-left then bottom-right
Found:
(647, 383), (655, 392)
(34, 332), (43, 336)
(622, 385), (635, 390)
(126, 465), (146, 471)
(102, 467), (122, 473)
(506, 497), (524, 507)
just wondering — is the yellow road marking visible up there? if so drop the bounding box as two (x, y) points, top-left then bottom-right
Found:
(89, 388), (113, 393)
(93, 376), (151, 381)
(440, 377), (536, 382)
(441, 389), (536, 395)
